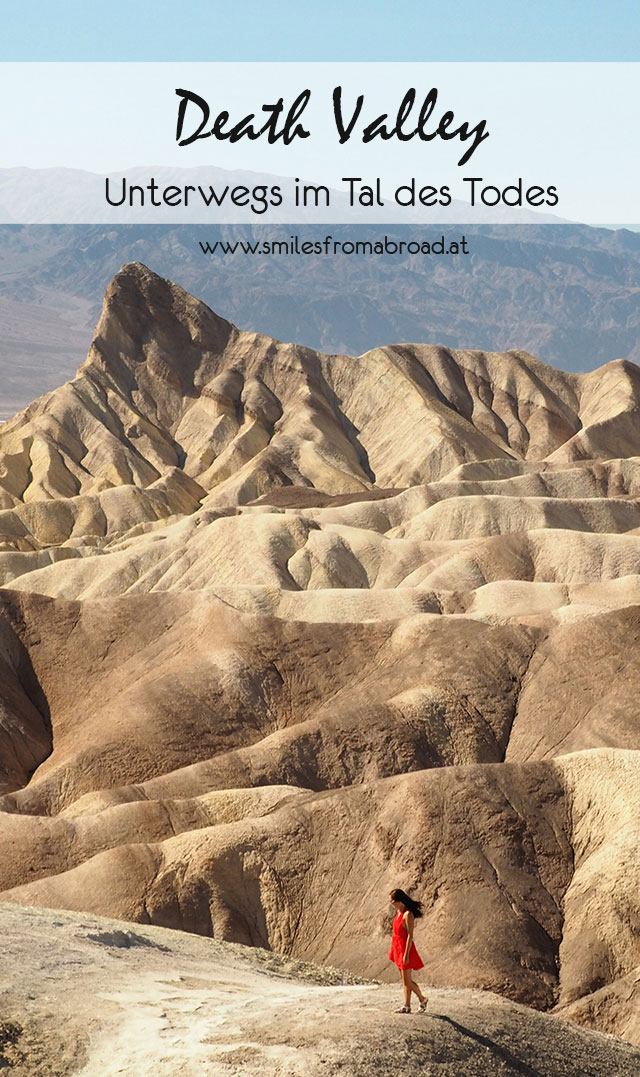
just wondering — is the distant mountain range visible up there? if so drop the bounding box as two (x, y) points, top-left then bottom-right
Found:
(0, 219), (639, 419)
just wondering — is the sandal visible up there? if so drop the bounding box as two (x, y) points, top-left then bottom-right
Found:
(419, 998), (428, 1012)
(395, 1005), (411, 1013)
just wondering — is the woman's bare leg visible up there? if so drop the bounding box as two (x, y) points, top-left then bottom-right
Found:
(401, 969), (413, 1007)
(410, 977), (425, 1003)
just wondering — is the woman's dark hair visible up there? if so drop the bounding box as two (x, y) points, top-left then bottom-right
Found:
(390, 888), (424, 918)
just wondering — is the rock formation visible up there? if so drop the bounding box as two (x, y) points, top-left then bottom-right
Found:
(2, 219), (640, 419)
(0, 263), (638, 1051)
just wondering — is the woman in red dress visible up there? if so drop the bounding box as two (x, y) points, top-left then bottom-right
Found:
(388, 888), (428, 1013)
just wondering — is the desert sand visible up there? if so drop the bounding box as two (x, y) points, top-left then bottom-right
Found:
(2, 904), (639, 1077)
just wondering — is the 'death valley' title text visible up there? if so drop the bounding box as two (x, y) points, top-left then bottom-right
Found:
(175, 86), (489, 167)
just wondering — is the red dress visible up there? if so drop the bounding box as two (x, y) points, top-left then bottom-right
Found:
(388, 911), (424, 970)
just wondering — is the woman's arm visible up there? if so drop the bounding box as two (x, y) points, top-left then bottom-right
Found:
(403, 911), (414, 967)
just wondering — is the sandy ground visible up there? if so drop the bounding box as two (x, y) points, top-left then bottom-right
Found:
(2, 904), (639, 1077)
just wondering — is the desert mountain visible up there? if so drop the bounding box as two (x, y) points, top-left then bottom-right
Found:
(1, 219), (640, 418)
(0, 264), (639, 1055)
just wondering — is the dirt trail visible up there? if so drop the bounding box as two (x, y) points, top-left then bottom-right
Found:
(2, 904), (639, 1077)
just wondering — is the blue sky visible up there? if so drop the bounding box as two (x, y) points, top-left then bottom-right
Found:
(2, 0), (639, 60)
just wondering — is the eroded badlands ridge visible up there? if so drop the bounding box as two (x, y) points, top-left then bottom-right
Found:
(0, 263), (638, 1048)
